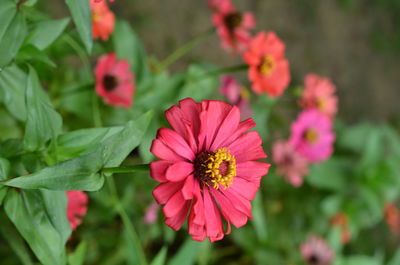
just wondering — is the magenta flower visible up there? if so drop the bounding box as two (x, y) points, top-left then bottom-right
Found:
(289, 109), (335, 163)
(300, 235), (334, 265)
(300, 74), (338, 118)
(94, 53), (135, 108)
(220, 75), (252, 119)
(143, 202), (160, 225)
(272, 140), (309, 187)
(66, 191), (88, 230)
(150, 98), (270, 242)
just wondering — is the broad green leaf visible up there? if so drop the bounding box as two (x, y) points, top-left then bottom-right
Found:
(65, 0), (93, 53)
(24, 66), (62, 151)
(56, 126), (123, 160)
(0, 139), (25, 158)
(0, 11), (27, 67)
(28, 18), (70, 50)
(0, 107), (22, 140)
(341, 255), (382, 265)
(0, 210), (33, 265)
(0, 157), (10, 180)
(17, 44), (56, 67)
(113, 20), (151, 85)
(0, 63), (27, 121)
(4, 189), (70, 265)
(5, 111), (153, 191)
(252, 192), (268, 242)
(0, 0), (17, 40)
(150, 247), (167, 265)
(388, 247), (400, 265)
(168, 239), (204, 265)
(307, 158), (350, 191)
(68, 241), (87, 265)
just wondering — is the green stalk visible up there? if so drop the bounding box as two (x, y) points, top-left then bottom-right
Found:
(155, 28), (214, 72)
(107, 176), (148, 265)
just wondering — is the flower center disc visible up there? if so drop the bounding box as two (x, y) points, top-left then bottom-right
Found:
(259, 55), (276, 76)
(103, 74), (118, 91)
(304, 128), (319, 144)
(194, 148), (237, 189)
(224, 12), (243, 32)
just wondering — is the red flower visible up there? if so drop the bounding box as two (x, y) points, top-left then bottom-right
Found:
(94, 53), (135, 108)
(66, 191), (88, 230)
(385, 203), (400, 235)
(90, 0), (115, 41)
(150, 98), (270, 242)
(210, 0), (255, 53)
(243, 31), (290, 97)
(300, 74), (338, 118)
(94, 0), (115, 2)
(300, 235), (334, 265)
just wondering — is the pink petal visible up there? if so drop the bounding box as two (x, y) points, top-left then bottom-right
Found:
(165, 201), (190, 230)
(212, 189), (248, 228)
(210, 105), (241, 150)
(220, 118), (256, 147)
(158, 128), (195, 161)
(150, 160), (172, 182)
(228, 131), (264, 159)
(203, 188), (224, 241)
(163, 191), (186, 218)
(229, 177), (258, 201)
(236, 161), (270, 185)
(181, 174), (196, 200)
(222, 189), (252, 218)
(153, 182), (183, 204)
(165, 161), (193, 182)
(150, 139), (186, 162)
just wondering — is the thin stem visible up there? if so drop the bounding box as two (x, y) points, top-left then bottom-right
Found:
(101, 164), (149, 174)
(63, 34), (92, 78)
(156, 28), (214, 72)
(92, 93), (102, 128)
(107, 176), (148, 265)
(198, 64), (248, 79)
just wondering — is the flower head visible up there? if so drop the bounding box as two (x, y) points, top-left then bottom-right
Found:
(94, 53), (135, 108)
(243, 31), (290, 97)
(66, 191), (88, 230)
(330, 212), (351, 244)
(150, 98), (270, 242)
(289, 109), (335, 163)
(144, 202), (160, 225)
(272, 140), (309, 187)
(385, 203), (400, 235)
(220, 75), (252, 119)
(300, 235), (334, 265)
(211, 0), (255, 54)
(300, 74), (338, 118)
(90, 0), (115, 41)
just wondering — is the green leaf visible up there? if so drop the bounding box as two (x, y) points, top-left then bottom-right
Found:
(167, 239), (204, 265)
(341, 255), (382, 265)
(150, 247), (168, 265)
(5, 111), (153, 191)
(307, 158), (350, 191)
(0, 186), (7, 205)
(24, 66), (63, 152)
(0, 210), (33, 265)
(113, 20), (151, 85)
(0, 11), (27, 67)
(17, 44), (56, 67)
(0, 157), (10, 180)
(0, 139), (25, 158)
(28, 18), (70, 50)
(4, 189), (70, 265)
(0, 0), (17, 40)
(65, 0), (92, 53)
(0, 64), (27, 121)
(252, 192), (268, 242)
(388, 247), (400, 265)
(68, 241), (87, 265)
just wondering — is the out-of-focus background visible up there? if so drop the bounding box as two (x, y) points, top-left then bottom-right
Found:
(50, 0), (400, 122)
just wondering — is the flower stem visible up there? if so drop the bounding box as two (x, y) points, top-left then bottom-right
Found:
(155, 28), (214, 72)
(191, 64), (248, 82)
(101, 164), (149, 174)
(106, 176), (148, 265)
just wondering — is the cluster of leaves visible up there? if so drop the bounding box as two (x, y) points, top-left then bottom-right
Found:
(0, 0), (400, 265)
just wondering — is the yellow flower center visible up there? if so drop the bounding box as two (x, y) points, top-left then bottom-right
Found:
(259, 55), (276, 76)
(304, 128), (319, 144)
(316, 98), (326, 112)
(194, 148), (236, 189)
(240, 87), (250, 100)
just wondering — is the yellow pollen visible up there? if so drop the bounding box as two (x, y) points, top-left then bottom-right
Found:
(304, 128), (319, 144)
(205, 148), (236, 190)
(240, 87), (250, 100)
(259, 55), (276, 76)
(316, 98), (326, 111)
(92, 11), (101, 22)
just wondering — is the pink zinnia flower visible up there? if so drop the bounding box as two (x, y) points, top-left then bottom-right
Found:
(143, 202), (160, 225)
(243, 31), (291, 97)
(66, 191), (88, 230)
(150, 98), (270, 242)
(220, 75), (252, 119)
(272, 140), (309, 187)
(289, 109), (335, 163)
(300, 74), (338, 118)
(211, 0), (255, 54)
(94, 53), (135, 108)
(300, 235), (334, 265)
(94, 0), (115, 2)
(90, 0), (115, 41)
